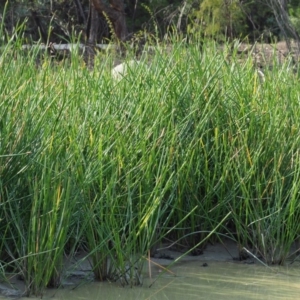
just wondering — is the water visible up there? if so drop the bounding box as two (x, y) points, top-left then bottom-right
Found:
(42, 261), (300, 300)
(1, 242), (299, 299)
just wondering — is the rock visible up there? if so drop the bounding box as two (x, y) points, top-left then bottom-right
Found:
(111, 60), (141, 81)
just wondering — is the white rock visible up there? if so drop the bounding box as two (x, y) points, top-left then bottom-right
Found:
(111, 60), (140, 81)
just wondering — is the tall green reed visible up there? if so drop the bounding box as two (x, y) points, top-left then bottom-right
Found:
(220, 49), (300, 263)
(1, 35), (300, 297)
(0, 46), (82, 295)
(78, 57), (187, 284)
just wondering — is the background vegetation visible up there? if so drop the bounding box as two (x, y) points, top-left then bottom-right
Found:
(0, 0), (300, 43)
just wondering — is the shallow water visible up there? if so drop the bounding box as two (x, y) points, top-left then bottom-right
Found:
(41, 261), (300, 300)
(1, 242), (300, 300)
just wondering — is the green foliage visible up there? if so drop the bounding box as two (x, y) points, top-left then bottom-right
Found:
(289, 0), (300, 34)
(244, 1), (279, 40)
(188, 0), (246, 40)
(1, 0), (299, 43)
(1, 30), (300, 295)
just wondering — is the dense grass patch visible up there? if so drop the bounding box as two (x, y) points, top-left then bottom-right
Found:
(1, 40), (300, 296)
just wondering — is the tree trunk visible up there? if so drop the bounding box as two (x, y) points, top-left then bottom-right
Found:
(265, 0), (300, 62)
(84, 1), (99, 68)
(90, 0), (128, 41)
(87, 1), (100, 45)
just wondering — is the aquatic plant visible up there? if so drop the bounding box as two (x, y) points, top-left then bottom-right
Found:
(1, 35), (300, 296)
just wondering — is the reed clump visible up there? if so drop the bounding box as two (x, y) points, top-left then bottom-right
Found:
(1, 38), (300, 296)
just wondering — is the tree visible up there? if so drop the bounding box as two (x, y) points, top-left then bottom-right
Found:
(264, 0), (300, 60)
(289, 0), (300, 35)
(87, 0), (128, 44)
(190, 0), (246, 40)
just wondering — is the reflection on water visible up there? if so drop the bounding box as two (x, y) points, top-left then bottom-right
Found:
(39, 261), (300, 300)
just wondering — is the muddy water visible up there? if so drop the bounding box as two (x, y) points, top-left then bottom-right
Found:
(1, 241), (300, 299)
(45, 261), (300, 300)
